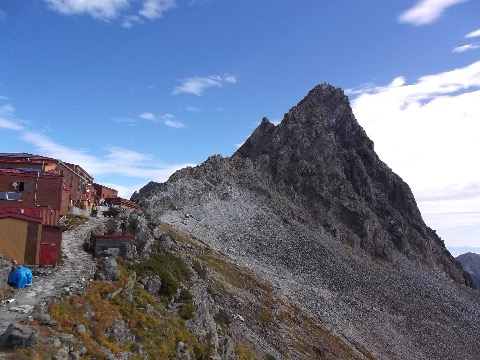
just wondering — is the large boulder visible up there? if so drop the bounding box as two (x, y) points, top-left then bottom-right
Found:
(0, 322), (38, 349)
(94, 257), (120, 281)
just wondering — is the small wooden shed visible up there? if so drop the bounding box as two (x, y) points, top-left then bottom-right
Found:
(93, 234), (134, 257)
(0, 210), (42, 265)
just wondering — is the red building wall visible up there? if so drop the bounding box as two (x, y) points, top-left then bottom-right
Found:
(0, 169), (63, 213)
(93, 183), (118, 202)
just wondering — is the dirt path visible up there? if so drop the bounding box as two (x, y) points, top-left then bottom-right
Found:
(0, 217), (109, 335)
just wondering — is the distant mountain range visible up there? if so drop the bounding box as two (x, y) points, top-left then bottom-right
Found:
(448, 246), (480, 257)
(457, 252), (480, 287)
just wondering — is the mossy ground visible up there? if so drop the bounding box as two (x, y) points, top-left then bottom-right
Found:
(62, 214), (89, 230)
(6, 251), (209, 360)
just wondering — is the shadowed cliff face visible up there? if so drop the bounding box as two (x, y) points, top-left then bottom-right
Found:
(233, 84), (473, 286)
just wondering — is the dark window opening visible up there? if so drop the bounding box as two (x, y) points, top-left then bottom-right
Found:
(18, 181), (33, 192)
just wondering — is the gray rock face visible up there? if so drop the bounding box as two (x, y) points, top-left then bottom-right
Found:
(0, 322), (38, 349)
(95, 257), (120, 281)
(141, 275), (162, 295)
(132, 84), (480, 360)
(104, 320), (134, 346)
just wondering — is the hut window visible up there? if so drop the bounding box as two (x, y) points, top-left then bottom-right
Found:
(0, 192), (21, 200)
(18, 181), (32, 192)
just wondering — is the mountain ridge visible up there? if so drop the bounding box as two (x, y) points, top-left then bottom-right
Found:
(142, 83), (472, 288)
(132, 83), (480, 359)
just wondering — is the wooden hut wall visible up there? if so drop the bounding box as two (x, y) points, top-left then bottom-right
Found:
(0, 217), (41, 265)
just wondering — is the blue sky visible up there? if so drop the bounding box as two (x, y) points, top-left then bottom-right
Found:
(1, 0), (480, 251)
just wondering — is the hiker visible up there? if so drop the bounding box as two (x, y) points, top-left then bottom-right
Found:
(92, 203), (97, 217)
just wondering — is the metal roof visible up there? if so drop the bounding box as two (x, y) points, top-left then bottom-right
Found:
(0, 153), (35, 158)
(0, 168), (61, 177)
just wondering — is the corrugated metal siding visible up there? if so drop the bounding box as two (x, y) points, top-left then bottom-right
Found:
(40, 208), (60, 226)
(35, 176), (62, 208)
(0, 172), (62, 210)
(60, 188), (70, 216)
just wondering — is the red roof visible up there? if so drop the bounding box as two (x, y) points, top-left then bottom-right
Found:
(94, 234), (134, 239)
(0, 208), (43, 223)
(0, 168), (62, 177)
(0, 153), (58, 164)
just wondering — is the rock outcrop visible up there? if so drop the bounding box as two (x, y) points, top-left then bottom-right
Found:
(132, 84), (480, 360)
(0, 322), (38, 349)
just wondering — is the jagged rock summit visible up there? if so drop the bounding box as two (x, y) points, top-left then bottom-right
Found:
(139, 83), (472, 287)
(234, 84), (473, 286)
(133, 84), (480, 359)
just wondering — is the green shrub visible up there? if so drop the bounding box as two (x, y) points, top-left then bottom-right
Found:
(192, 260), (207, 280)
(133, 252), (190, 301)
(214, 308), (230, 327)
(178, 288), (193, 303)
(179, 304), (195, 320)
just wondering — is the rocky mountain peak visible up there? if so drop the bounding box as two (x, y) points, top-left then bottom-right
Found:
(136, 83), (474, 288)
(131, 83), (480, 359)
(232, 84), (471, 287)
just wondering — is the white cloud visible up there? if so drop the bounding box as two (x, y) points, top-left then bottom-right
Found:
(139, 112), (155, 120)
(139, 0), (176, 20)
(172, 74), (237, 96)
(223, 75), (237, 84)
(185, 106), (201, 112)
(112, 116), (138, 126)
(398, 0), (467, 26)
(350, 61), (480, 239)
(138, 112), (184, 128)
(122, 14), (142, 28)
(162, 114), (184, 128)
(44, 0), (177, 26)
(453, 43), (480, 53)
(466, 28), (480, 38)
(0, 104), (25, 131)
(45, 0), (129, 19)
(0, 99), (192, 197)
